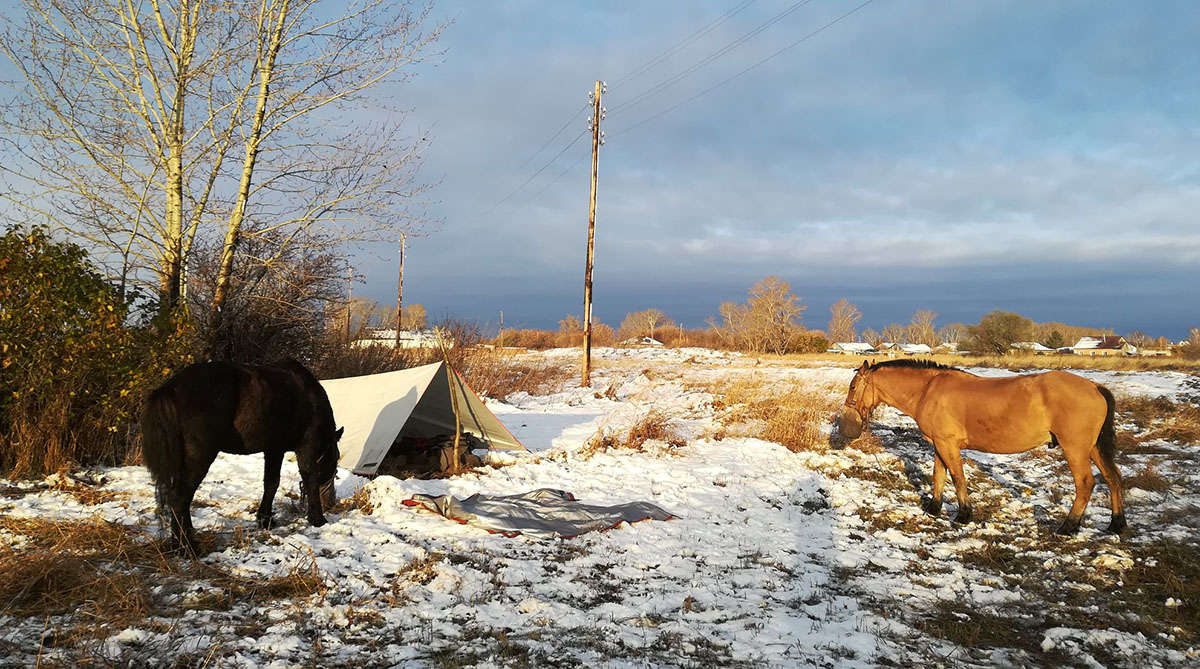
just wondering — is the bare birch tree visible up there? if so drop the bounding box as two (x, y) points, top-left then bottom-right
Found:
(906, 309), (938, 347)
(826, 298), (861, 344)
(618, 308), (673, 341)
(937, 323), (967, 346)
(881, 323), (906, 344)
(709, 276), (805, 355)
(1, 0), (440, 338)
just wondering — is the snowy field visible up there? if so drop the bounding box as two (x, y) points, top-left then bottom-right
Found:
(0, 347), (1197, 668)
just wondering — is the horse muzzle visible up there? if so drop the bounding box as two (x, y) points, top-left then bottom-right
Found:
(319, 479), (337, 511)
(837, 408), (864, 439)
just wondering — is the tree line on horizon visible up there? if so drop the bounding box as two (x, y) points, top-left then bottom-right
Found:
(478, 277), (1193, 358)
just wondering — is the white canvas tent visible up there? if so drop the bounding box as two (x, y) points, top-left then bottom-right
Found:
(321, 361), (525, 476)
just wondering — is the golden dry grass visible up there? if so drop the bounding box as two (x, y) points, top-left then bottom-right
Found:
(768, 351), (1200, 374)
(459, 348), (573, 401)
(0, 515), (329, 645)
(1118, 395), (1200, 448)
(582, 411), (686, 457)
(329, 485), (375, 516)
(1124, 462), (1173, 492)
(706, 377), (842, 453)
(0, 517), (174, 621)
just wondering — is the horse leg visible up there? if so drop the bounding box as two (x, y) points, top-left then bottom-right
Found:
(256, 450), (285, 530)
(1090, 447), (1126, 534)
(936, 442), (972, 524)
(295, 447), (329, 528)
(298, 469), (329, 528)
(171, 449), (216, 554)
(1056, 444), (1096, 535)
(921, 454), (947, 516)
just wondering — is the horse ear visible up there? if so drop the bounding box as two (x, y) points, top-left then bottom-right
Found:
(335, 426), (344, 441)
(859, 360), (868, 370)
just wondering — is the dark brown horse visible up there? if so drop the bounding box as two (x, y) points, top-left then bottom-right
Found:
(837, 359), (1125, 534)
(141, 359), (342, 552)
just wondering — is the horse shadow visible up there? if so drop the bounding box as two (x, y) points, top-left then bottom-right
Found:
(845, 422), (1081, 535)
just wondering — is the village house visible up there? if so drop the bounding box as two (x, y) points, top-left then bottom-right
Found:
(829, 342), (876, 355)
(1011, 341), (1057, 355)
(354, 328), (446, 350)
(1070, 335), (1134, 357)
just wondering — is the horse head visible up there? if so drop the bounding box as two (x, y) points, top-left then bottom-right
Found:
(318, 426), (344, 510)
(838, 360), (877, 439)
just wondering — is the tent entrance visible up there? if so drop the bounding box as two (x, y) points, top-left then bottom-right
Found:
(321, 361), (526, 477)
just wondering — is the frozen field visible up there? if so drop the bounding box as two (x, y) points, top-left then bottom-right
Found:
(0, 347), (1197, 668)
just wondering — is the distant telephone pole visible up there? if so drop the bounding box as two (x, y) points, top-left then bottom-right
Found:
(345, 267), (353, 343)
(395, 233), (405, 346)
(581, 80), (605, 386)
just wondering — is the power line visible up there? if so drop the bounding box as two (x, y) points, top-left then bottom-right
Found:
(513, 153), (588, 212)
(612, 0), (874, 140)
(609, 0), (815, 118)
(611, 0), (757, 89)
(485, 125), (589, 213)
(513, 103), (589, 174)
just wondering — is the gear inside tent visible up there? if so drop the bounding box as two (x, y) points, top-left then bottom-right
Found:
(320, 361), (525, 476)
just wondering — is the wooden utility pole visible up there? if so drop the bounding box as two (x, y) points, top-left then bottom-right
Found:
(395, 233), (405, 347)
(581, 80), (605, 386)
(498, 310), (504, 348)
(345, 267), (353, 343)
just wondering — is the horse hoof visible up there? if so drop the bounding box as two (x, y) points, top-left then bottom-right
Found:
(309, 514), (328, 528)
(1106, 514), (1127, 534)
(952, 507), (973, 524)
(920, 495), (942, 516)
(1056, 519), (1080, 535)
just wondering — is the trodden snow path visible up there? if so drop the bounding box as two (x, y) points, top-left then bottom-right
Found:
(0, 347), (1197, 667)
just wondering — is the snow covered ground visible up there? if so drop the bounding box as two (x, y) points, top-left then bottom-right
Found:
(0, 347), (1197, 668)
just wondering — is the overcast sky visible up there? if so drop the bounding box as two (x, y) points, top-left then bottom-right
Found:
(350, 1), (1198, 338)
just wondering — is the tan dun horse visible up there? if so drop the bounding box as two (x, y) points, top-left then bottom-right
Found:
(837, 359), (1125, 534)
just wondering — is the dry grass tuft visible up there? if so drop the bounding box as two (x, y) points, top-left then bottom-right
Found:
(395, 552), (446, 586)
(460, 348), (573, 401)
(0, 516), (330, 647)
(330, 485), (375, 516)
(1124, 462), (1173, 492)
(1118, 396), (1200, 447)
(50, 476), (129, 505)
(582, 411), (685, 457)
(0, 517), (172, 621)
(914, 603), (1061, 659)
(707, 378), (841, 453)
(1120, 540), (1200, 643)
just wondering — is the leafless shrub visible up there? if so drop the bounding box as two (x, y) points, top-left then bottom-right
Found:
(582, 411), (685, 457)
(458, 348), (572, 401)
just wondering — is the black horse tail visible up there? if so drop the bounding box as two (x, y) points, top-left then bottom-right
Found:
(1096, 384), (1118, 467)
(141, 388), (183, 514)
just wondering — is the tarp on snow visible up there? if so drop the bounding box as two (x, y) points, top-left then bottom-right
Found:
(321, 361), (525, 476)
(403, 488), (677, 538)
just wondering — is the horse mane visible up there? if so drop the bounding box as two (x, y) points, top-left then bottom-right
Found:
(869, 358), (959, 372)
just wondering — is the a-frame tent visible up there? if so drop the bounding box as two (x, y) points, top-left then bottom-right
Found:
(321, 361), (525, 476)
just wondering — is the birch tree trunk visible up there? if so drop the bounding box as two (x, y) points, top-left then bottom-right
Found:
(2, 0), (441, 330)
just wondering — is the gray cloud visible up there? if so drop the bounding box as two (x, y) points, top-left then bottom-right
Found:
(349, 0), (1199, 338)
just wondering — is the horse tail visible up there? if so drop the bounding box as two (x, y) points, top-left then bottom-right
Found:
(141, 387), (183, 514)
(1095, 384), (1118, 467)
